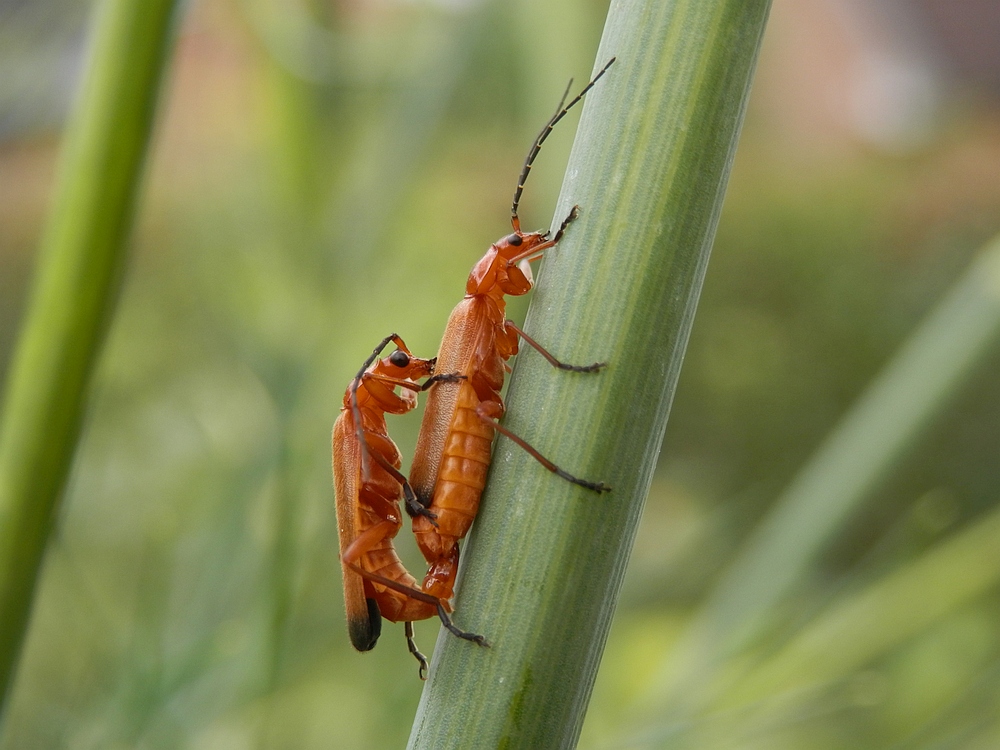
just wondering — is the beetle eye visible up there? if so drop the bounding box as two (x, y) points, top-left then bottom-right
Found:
(389, 350), (409, 367)
(507, 233), (523, 246)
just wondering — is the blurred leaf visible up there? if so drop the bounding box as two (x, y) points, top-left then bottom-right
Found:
(0, 0), (181, 717)
(647, 232), (1000, 719)
(728, 503), (1000, 703)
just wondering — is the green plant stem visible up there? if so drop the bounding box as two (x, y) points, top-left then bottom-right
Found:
(646, 233), (1000, 720)
(0, 0), (180, 717)
(407, 2), (772, 747)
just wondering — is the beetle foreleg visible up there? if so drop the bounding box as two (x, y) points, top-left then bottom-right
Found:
(419, 372), (465, 391)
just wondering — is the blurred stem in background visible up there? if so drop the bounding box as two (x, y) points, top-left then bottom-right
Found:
(408, 1), (772, 747)
(636, 232), (1000, 741)
(320, 8), (485, 269)
(0, 0), (180, 720)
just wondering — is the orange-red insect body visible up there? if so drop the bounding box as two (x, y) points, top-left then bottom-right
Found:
(410, 59), (615, 577)
(332, 334), (485, 677)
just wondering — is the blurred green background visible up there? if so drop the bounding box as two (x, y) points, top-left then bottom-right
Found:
(2, 0), (1000, 747)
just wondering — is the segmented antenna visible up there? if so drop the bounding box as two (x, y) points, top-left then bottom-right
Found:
(350, 333), (403, 482)
(510, 57), (616, 228)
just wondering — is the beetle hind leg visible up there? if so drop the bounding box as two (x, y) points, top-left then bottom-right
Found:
(436, 603), (490, 648)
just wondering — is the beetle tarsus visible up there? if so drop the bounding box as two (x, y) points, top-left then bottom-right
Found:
(556, 468), (612, 494)
(405, 622), (430, 680)
(437, 604), (490, 648)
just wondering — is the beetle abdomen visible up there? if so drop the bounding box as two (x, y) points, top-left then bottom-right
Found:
(414, 380), (495, 559)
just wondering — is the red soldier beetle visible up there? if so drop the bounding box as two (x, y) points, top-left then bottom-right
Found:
(332, 334), (487, 678)
(409, 59), (615, 573)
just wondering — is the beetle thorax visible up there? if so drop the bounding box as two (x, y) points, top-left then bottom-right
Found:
(465, 231), (547, 298)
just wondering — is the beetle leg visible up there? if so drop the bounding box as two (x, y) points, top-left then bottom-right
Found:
(436, 602), (490, 647)
(419, 372), (465, 391)
(505, 321), (605, 372)
(549, 204), (580, 245)
(367, 448), (439, 525)
(405, 621), (430, 680)
(505, 205), (581, 269)
(401, 482), (438, 523)
(345, 562), (489, 647)
(341, 519), (401, 567)
(475, 401), (611, 493)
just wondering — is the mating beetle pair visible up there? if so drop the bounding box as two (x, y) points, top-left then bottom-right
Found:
(333, 59), (614, 678)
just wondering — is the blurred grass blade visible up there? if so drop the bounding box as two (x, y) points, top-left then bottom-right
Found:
(0, 0), (180, 716)
(890, 663), (1000, 750)
(725, 499), (1000, 706)
(650, 232), (1000, 716)
(407, 1), (772, 748)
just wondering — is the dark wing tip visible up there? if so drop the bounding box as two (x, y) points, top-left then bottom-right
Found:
(348, 597), (382, 652)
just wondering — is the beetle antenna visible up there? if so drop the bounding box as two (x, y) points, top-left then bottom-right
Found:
(510, 57), (615, 229)
(351, 333), (403, 481)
